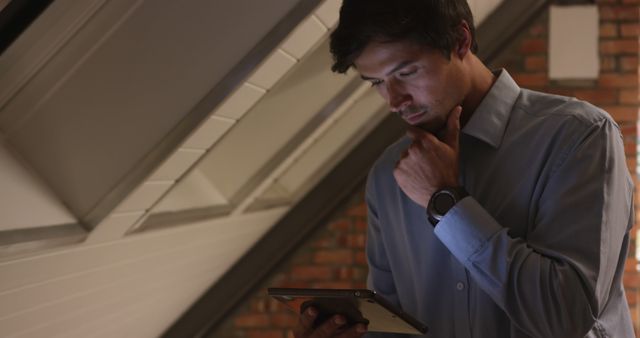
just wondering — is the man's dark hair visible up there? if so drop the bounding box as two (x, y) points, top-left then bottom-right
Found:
(329, 0), (479, 74)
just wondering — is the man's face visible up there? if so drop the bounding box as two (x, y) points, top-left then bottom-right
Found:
(353, 39), (467, 132)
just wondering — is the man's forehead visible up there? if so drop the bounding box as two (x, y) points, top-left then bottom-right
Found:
(353, 40), (430, 76)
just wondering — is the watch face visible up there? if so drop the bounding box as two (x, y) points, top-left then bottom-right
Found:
(433, 192), (456, 214)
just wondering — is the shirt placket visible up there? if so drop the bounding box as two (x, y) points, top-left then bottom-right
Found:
(452, 255), (472, 338)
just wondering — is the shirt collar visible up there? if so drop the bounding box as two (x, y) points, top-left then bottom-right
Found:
(461, 69), (520, 148)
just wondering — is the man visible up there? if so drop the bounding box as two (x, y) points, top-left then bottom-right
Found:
(294, 0), (635, 337)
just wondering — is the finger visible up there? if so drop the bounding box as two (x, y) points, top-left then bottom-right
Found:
(407, 141), (423, 158)
(314, 315), (347, 338)
(295, 307), (317, 337)
(334, 323), (368, 338)
(406, 127), (424, 141)
(444, 105), (462, 150)
(417, 132), (440, 153)
(399, 149), (409, 160)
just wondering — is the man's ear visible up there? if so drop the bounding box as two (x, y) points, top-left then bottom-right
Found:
(455, 20), (472, 60)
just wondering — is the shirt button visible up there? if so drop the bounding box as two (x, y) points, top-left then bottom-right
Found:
(456, 282), (465, 291)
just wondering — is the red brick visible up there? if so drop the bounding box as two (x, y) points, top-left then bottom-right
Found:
(620, 89), (640, 104)
(524, 56), (547, 71)
(621, 23), (640, 36)
(312, 238), (335, 248)
(279, 280), (311, 289)
(602, 106), (639, 121)
(314, 249), (354, 264)
(529, 23), (547, 37)
(626, 287), (638, 306)
(252, 298), (268, 313)
(291, 266), (334, 280)
(512, 73), (548, 87)
(338, 266), (367, 280)
(620, 122), (638, 136)
(347, 203), (367, 217)
(600, 22), (619, 37)
(355, 219), (368, 231)
(354, 281), (368, 289)
(355, 251), (367, 265)
(620, 56), (639, 72)
(600, 56), (618, 72)
(235, 314), (270, 328)
(574, 89), (618, 105)
(627, 158), (637, 173)
(544, 88), (576, 97)
(268, 298), (287, 312)
(271, 313), (299, 328)
(519, 38), (547, 54)
(312, 281), (354, 289)
(626, 258), (638, 273)
(624, 270), (640, 286)
(598, 73), (639, 87)
(625, 142), (637, 156)
(328, 219), (351, 231)
(344, 234), (366, 248)
(600, 6), (640, 21)
(247, 329), (284, 338)
(622, 0), (640, 3)
(600, 39), (639, 54)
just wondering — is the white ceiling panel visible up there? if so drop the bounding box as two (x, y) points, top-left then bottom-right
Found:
(196, 40), (357, 203)
(182, 116), (235, 150)
(0, 0), (302, 221)
(247, 49), (298, 89)
(473, 0), (503, 23)
(314, 0), (341, 28)
(281, 16), (328, 60)
(148, 149), (205, 182)
(84, 211), (145, 244)
(277, 89), (385, 195)
(213, 83), (267, 120)
(114, 181), (173, 213)
(153, 169), (229, 213)
(0, 143), (75, 231)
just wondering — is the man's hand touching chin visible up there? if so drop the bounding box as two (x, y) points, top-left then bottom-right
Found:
(394, 105), (462, 208)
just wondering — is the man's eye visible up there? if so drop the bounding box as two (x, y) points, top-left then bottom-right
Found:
(398, 69), (417, 77)
(369, 80), (383, 87)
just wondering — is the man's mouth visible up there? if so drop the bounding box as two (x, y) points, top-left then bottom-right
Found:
(402, 110), (426, 124)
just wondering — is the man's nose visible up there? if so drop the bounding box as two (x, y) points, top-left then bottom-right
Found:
(387, 82), (412, 113)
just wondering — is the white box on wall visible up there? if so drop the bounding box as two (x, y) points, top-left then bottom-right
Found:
(549, 5), (599, 79)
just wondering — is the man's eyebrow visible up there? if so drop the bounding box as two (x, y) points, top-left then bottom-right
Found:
(359, 60), (416, 81)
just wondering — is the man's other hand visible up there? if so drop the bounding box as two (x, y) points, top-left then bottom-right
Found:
(293, 307), (368, 338)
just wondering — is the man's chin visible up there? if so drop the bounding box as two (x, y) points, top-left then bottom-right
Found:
(414, 119), (446, 134)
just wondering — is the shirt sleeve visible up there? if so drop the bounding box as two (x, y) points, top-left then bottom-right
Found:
(434, 118), (633, 337)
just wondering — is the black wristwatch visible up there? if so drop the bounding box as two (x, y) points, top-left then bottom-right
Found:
(426, 187), (469, 227)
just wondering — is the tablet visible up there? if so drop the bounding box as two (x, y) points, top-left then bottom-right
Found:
(268, 288), (428, 335)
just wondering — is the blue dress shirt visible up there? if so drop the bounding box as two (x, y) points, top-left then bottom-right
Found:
(365, 70), (635, 337)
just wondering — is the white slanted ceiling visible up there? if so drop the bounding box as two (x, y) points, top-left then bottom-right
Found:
(0, 0), (504, 337)
(0, 142), (75, 231)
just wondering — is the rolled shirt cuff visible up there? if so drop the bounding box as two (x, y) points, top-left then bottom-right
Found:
(433, 197), (503, 262)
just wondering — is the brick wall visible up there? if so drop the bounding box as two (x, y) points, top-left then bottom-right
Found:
(213, 1), (640, 337)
